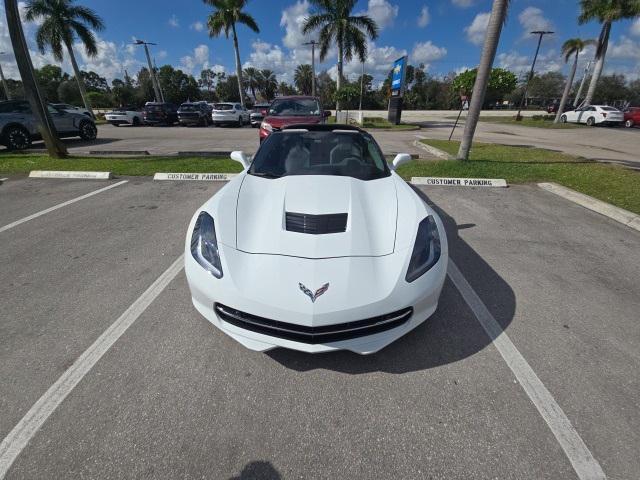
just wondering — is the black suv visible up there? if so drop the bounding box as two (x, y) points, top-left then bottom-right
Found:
(0, 100), (98, 150)
(178, 102), (211, 127)
(143, 102), (179, 126)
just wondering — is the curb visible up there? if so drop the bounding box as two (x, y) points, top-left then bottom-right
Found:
(154, 172), (237, 181)
(29, 170), (112, 180)
(89, 150), (150, 156)
(413, 140), (453, 160)
(538, 182), (640, 232)
(177, 151), (233, 157)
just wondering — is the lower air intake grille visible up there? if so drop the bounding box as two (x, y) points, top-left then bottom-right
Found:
(285, 212), (348, 234)
(214, 304), (413, 344)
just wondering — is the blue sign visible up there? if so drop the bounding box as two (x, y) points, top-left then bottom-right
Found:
(391, 56), (407, 93)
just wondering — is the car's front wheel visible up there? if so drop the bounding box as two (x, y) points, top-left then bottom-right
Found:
(625, 119), (634, 128)
(79, 120), (98, 140)
(560, 115), (567, 123)
(4, 126), (32, 150)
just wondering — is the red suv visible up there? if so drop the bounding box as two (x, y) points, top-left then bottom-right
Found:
(624, 107), (640, 128)
(259, 96), (330, 142)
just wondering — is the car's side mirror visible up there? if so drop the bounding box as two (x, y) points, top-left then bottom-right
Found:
(231, 151), (252, 169)
(390, 153), (412, 171)
(324, 110), (331, 118)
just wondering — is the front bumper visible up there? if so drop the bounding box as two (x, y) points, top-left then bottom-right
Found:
(185, 242), (447, 354)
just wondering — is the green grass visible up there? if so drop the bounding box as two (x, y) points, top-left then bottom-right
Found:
(0, 153), (241, 176)
(478, 115), (585, 129)
(395, 139), (640, 214)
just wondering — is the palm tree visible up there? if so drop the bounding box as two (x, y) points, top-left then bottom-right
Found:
(243, 66), (260, 99)
(578, 0), (640, 106)
(258, 69), (277, 101)
(25, 0), (105, 117)
(457, 0), (510, 161)
(302, 0), (378, 110)
(554, 38), (595, 123)
(203, 0), (259, 108)
(294, 64), (314, 95)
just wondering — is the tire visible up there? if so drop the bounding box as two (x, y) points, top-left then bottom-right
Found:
(560, 115), (567, 123)
(132, 117), (141, 126)
(79, 120), (98, 140)
(4, 126), (32, 150)
(625, 119), (634, 128)
(236, 117), (242, 128)
(586, 117), (596, 126)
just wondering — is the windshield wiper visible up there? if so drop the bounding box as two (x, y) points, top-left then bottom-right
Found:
(250, 172), (281, 179)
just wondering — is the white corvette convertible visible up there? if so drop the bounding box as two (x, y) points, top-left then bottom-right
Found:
(185, 124), (448, 354)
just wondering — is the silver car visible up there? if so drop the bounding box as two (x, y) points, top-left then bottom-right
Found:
(0, 100), (98, 150)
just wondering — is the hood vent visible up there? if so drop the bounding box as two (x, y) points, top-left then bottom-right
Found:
(285, 212), (348, 235)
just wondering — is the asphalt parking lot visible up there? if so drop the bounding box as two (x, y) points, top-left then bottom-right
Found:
(1, 176), (638, 479)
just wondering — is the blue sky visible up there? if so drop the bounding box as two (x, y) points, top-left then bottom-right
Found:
(2, 0), (640, 85)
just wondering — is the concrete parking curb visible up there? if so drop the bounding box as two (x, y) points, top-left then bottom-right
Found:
(412, 139), (453, 160)
(539, 182), (640, 232)
(412, 177), (507, 187)
(29, 171), (113, 180)
(153, 173), (237, 181)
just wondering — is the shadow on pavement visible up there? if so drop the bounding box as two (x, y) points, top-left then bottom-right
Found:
(268, 186), (516, 374)
(229, 461), (281, 480)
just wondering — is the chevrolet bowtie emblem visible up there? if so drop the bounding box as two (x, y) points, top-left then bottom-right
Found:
(299, 283), (329, 303)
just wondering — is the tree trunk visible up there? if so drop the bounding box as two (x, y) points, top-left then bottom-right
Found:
(336, 42), (343, 111)
(456, 0), (508, 161)
(65, 42), (94, 117)
(4, 0), (67, 157)
(0, 64), (11, 100)
(572, 63), (589, 107)
(554, 51), (579, 123)
(582, 21), (610, 107)
(231, 23), (245, 107)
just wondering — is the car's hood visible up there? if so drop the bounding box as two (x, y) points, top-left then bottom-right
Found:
(236, 174), (397, 258)
(264, 116), (322, 128)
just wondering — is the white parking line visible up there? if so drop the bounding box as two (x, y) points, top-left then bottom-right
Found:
(0, 180), (128, 234)
(0, 255), (184, 479)
(447, 260), (606, 480)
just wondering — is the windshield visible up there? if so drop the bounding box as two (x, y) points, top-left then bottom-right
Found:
(600, 107), (618, 112)
(268, 98), (320, 117)
(249, 130), (390, 181)
(145, 104), (164, 112)
(179, 104), (198, 111)
(214, 103), (234, 110)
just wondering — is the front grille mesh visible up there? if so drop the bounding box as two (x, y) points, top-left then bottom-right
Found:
(285, 212), (348, 235)
(215, 304), (412, 344)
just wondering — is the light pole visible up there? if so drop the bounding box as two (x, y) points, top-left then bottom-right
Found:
(0, 51), (11, 100)
(573, 60), (592, 108)
(134, 39), (162, 103)
(359, 60), (365, 112)
(516, 30), (554, 120)
(303, 40), (317, 97)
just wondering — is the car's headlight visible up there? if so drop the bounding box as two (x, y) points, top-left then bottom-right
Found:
(406, 216), (441, 282)
(190, 212), (223, 278)
(261, 121), (272, 132)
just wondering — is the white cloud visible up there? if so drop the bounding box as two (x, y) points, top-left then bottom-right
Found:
(411, 41), (447, 67)
(497, 49), (562, 74)
(190, 21), (205, 32)
(518, 7), (554, 39)
(181, 44), (211, 74)
(465, 12), (490, 46)
(630, 18), (640, 37)
(360, 0), (399, 31)
(157, 50), (168, 60)
(609, 36), (640, 60)
(452, 0), (474, 8)
(168, 15), (179, 28)
(417, 6), (430, 28)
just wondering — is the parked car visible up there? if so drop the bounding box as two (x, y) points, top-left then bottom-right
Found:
(250, 103), (271, 128)
(143, 102), (179, 126)
(259, 96), (330, 142)
(623, 107), (640, 128)
(105, 106), (144, 126)
(185, 123), (447, 354)
(211, 102), (250, 127)
(50, 102), (94, 119)
(178, 102), (212, 127)
(0, 100), (98, 150)
(560, 105), (624, 126)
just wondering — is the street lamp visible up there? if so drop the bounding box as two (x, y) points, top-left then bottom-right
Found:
(516, 30), (554, 120)
(133, 39), (162, 103)
(303, 40), (318, 97)
(0, 51), (11, 100)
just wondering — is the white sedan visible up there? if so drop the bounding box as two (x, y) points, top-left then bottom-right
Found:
(104, 107), (144, 127)
(185, 124), (448, 354)
(560, 105), (624, 126)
